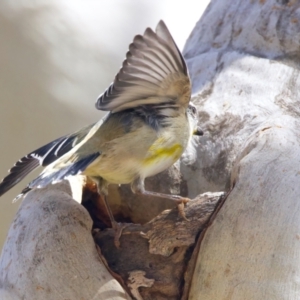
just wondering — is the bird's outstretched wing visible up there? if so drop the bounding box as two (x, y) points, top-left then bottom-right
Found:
(0, 123), (94, 197)
(96, 20), (191, 113)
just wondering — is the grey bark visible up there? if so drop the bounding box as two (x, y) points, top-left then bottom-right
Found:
(0, 182), (130, 300)
(0, 177), (223, 300)
(183, 0), (300, 299)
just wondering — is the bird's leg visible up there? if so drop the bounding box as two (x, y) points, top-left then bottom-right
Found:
(92, 177), (117, 228)
(92, 177), (127, 247)
(101, 194), (118, 230)
(101, 193), (128, 248)
(131, 178), (190, 221)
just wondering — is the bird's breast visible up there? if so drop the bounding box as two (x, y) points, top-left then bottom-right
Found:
(140, 140), (183, 178)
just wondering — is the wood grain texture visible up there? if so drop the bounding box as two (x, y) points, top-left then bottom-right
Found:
(95, 192), (224, 300)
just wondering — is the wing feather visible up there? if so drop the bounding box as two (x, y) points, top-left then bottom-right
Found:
(0, 123), (94, 197)
(29, 152), (100, 189)
(96, 20), (190, 113)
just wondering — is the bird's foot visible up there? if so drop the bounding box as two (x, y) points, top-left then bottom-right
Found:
(111, 221), (130, 248)
(175, 197), (190, 221)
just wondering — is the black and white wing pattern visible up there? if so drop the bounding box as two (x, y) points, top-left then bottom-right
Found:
(0, 123), (94, 197)
(25, 152), (100, 193)
(96, 20), (191, 113)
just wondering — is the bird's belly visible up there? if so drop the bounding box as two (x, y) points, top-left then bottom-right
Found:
(140, 143), (183, 178)
(85, 142), (183, 184)
(86, 157), (138, 184)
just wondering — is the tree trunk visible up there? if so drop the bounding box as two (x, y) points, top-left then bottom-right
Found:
(1, 0), (300, 299)
(0, 182), (131, 300)
(183, 0), (300, 298)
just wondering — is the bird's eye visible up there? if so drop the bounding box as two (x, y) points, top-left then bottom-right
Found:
(189, 104), (196, 115)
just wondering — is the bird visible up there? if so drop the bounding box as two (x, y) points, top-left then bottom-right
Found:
(0, 20), (202, 224)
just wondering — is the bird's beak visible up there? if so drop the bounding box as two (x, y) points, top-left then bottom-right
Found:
(193, 126), (203, 136)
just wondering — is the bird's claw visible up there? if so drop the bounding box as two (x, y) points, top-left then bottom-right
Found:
(177, 198), (190, 221)
(111, 221), (130, 248)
